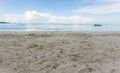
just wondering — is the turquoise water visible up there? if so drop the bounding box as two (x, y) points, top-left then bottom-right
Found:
(0, 23), (120, 31)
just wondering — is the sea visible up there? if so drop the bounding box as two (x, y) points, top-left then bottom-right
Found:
(0, 23), (120, 31)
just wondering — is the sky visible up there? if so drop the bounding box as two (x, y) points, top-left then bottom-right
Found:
(0, 0), (120, 24)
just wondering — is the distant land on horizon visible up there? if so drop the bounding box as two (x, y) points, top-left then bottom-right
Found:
(0, 21), (10, 24)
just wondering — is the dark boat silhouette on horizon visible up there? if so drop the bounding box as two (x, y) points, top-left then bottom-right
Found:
(94, 24), (102, 26)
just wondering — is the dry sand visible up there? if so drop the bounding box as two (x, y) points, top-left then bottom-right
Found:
(0, 31), (120, 73)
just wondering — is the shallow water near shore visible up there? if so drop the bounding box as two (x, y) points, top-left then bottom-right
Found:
(0, 23), (120, 31)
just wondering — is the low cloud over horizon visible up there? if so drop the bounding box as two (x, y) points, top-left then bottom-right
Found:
(3, 10), (93, 24)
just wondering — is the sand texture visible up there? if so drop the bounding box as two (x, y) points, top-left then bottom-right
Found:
(0, 32), (120, 73)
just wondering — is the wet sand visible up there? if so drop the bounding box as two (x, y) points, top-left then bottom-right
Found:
(0, 31), (120, 73)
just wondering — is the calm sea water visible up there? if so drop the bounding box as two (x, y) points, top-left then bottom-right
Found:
(0, 23), (120, 31)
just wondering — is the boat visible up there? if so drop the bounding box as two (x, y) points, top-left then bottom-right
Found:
(94, 24), (102, 26)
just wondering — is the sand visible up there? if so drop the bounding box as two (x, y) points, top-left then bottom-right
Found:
(0, 31), (120, 73)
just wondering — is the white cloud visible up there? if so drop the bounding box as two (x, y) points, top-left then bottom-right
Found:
(4, 14), (25, 23)
(25, 11), (51, 23)
(3, 10), (93, 24)
(74, 0), (120, 14)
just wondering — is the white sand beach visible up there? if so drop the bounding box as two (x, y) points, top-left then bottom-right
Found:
(0, 32), (120, 73)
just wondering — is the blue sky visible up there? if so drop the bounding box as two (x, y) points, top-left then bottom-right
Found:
(0, 0), (120, 24)
(0, 0), (81, 14)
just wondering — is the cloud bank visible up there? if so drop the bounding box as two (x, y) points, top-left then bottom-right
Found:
(4, 10), (93, 24)
(74, 0), (120, 14)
